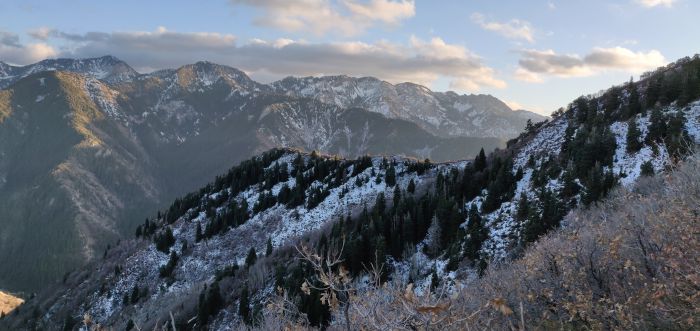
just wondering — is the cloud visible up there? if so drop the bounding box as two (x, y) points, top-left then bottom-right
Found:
(471, 13), (535, 43)
(229, 0), (415, 36)
(25, 27), (504, 93)
(0, 30), (57, 65)
(515, 47), (666, 82)
(634, 0), (677, 8)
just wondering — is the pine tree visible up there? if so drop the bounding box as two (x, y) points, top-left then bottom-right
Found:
(245, 247), (257, 268)
(385, 164), (396, 187)
(515, 192), (529, 222)
(464, 204), (487, 263)
(407, 178), (416, 194)
(646, 108), (667, 143)
(641, 161), (655, 177)
(265, 238), (273, 257)
(626, 118), (642, 153)
(130, 286), (140, 304)
(474, 148), (487, 172)
(430, 266), (440, 290)
(627, 79), (642, 117)
(195, 222), (202, 242)
(239, 285), (251, 324)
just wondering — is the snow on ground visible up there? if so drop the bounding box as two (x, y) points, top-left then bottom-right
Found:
(514, 117), (568, 169)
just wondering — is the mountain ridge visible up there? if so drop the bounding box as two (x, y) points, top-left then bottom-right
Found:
(0, 55), (545, 141)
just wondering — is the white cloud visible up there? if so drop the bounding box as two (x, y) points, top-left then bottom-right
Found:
(471, 13), (535, 43)
(515, 47), (666, 82)
(229, 0), (415, 36)
(30, 27), (504, 93)
(343, 0), (415, 24)
(0, 30), (57, 65)
(634, 0), (677, 8)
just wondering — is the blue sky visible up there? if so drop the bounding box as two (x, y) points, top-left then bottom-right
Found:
(0, 0), (697, 115)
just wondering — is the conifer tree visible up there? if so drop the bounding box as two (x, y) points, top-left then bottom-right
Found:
(245, 247), (257, 268)
(627, 79), (642, 117)
(626, 118), (642, 153)
(464, 204), (487, 263)
(239, 285), (251, 324)
(515, 192), (529, 222)
(646, 108), (667, 143)
(266, 237), (273, 257)
(195, 222), (202, 243)
(385, 164), (396, 187)
(474, 148), (487, 172)
(130, 286), (140, 304)
(641, 161), (655, 177)
(407, 178), (416, 194)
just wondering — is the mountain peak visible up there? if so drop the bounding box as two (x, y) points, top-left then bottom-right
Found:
(0, 55), (138, 88)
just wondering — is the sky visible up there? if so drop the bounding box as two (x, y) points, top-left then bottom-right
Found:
(0, 0), (697, 115)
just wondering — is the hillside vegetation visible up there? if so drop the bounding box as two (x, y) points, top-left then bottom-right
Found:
(264, 152), (699, 330)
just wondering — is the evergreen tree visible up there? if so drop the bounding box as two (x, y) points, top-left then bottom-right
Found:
(385, 164), (396, 187)
(641, 161), (655, 177)
(265, 238), (273, 257)
(130, 286), (140, 304)
(515, 192), (530, 222)
(626, 118), (642, 153)
(646, 108), (667, 143)
(245, 247), (257, 268)
(239, 285), (251, 324)
(627, 79), (642, 117)
(407, 178), (416, 194)
(159, 251), (179, 279)
(195, 222), (202, 243)
(197, 281), (224, 326)
(464, 204), (487, 263)
(430, 266), (440, 290)
(474, 148), (487, 172)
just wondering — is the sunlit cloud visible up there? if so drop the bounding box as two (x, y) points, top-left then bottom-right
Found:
(634, 0), (677, 8)
(515, 47), (666, 82)
(229, 0), (415, 36)
(471, 13), (535, 43)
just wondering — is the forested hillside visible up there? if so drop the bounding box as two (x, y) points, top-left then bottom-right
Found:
(2, 54), (700, 330)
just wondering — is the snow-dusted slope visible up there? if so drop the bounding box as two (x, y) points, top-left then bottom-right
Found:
(0, 56), (138, 88)
(272, 75), (547, 139)
(20, 150), (457, 329)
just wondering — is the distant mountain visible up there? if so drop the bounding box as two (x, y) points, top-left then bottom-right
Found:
(0, 55), (138, 88)
(272, 75), (547, 139)
(0, 57), (506, 293)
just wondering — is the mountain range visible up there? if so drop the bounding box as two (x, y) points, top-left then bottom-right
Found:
(2, 54), (698, 330)
(0, 56), (544, 294)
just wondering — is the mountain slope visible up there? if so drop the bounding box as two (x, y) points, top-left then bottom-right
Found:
(0, 71), (162, 292)
(0, 56), (138, 88)
(271, 75), (546, 139)
(0, 59), (502, 294)
(4, 54), (699, 330)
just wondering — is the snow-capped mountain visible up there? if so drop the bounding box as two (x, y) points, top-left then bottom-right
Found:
(0, 58), (503, 294)
(272, 75), (546, 139)
(0, 55), (138, 88)
(4, 54), (700, 330)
